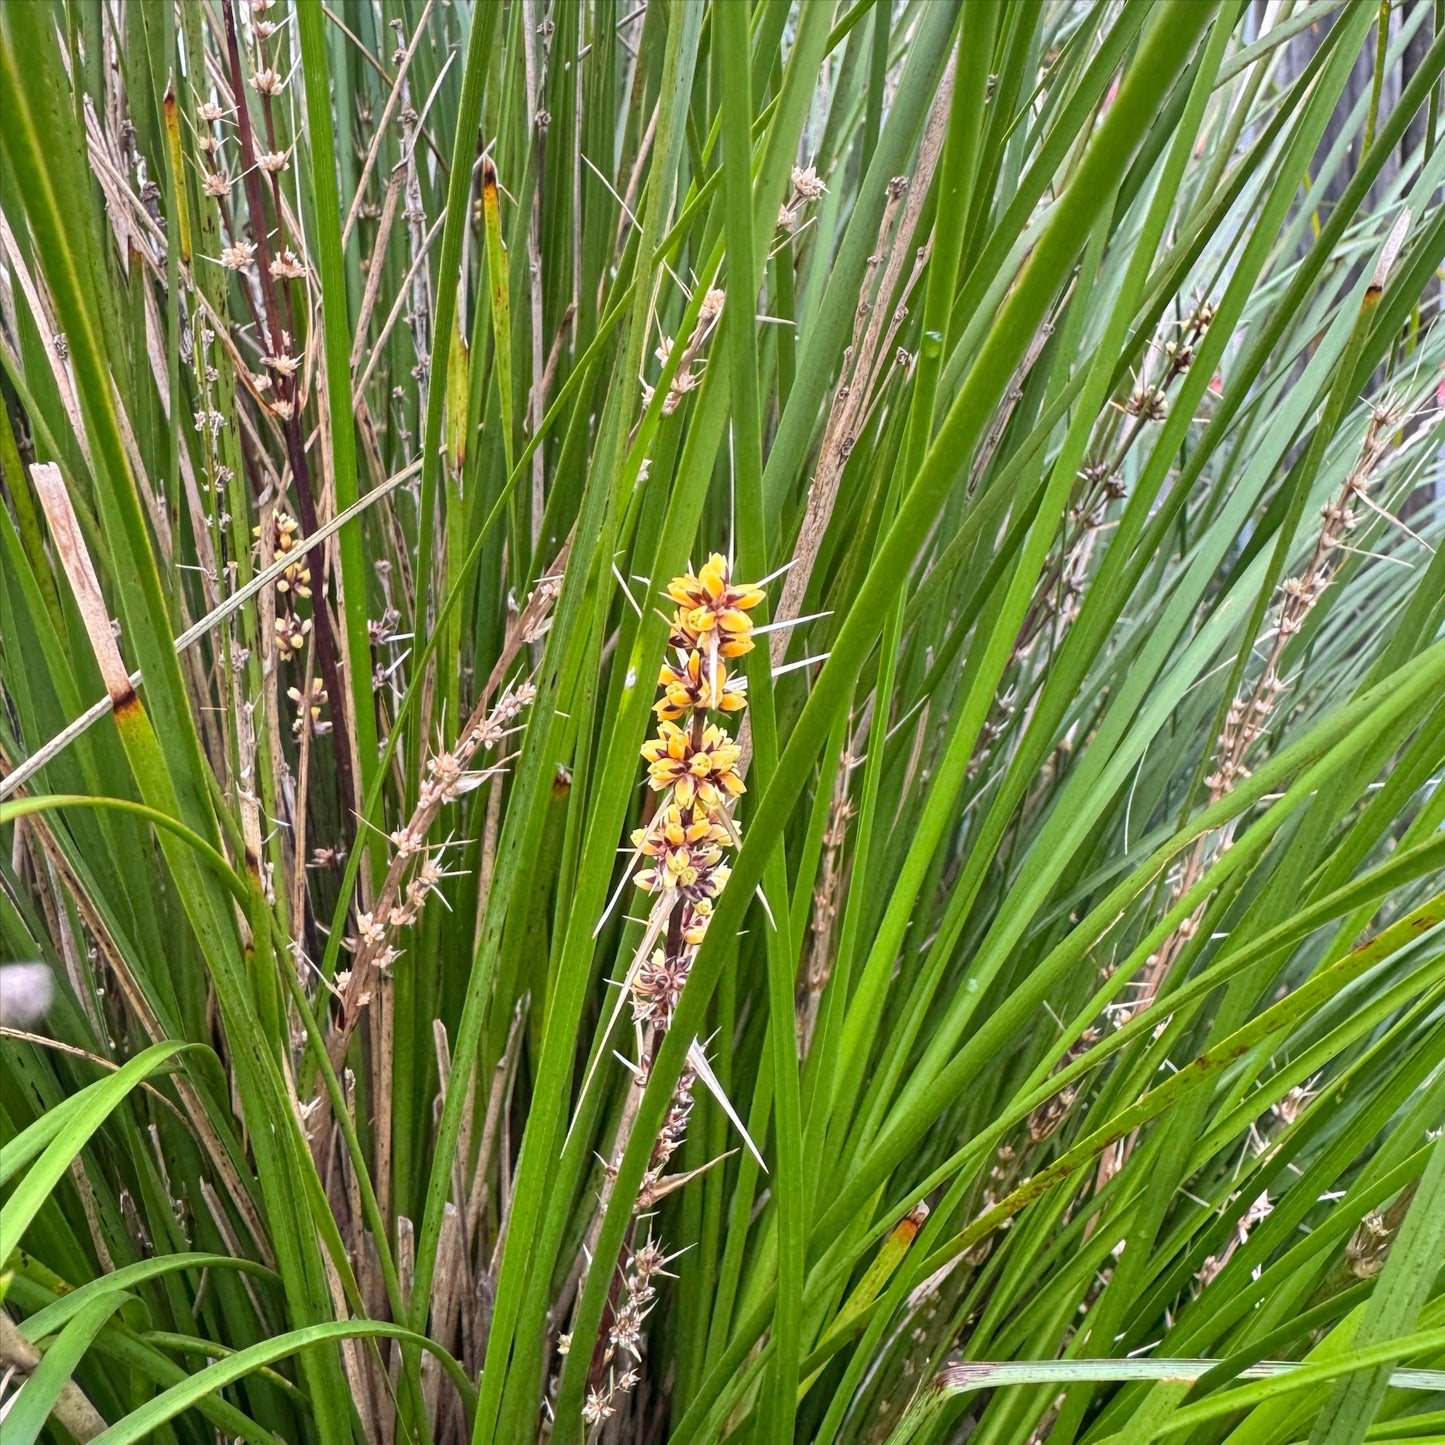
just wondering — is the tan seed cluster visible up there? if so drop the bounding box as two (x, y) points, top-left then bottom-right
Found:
(641, 293), (726, 415)
(778, 163), (827, 233)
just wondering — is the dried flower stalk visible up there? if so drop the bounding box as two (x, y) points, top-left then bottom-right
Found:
(325, 563), (565, 1072)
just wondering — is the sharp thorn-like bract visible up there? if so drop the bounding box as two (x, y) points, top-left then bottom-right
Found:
(687, 1040), (766, 1170)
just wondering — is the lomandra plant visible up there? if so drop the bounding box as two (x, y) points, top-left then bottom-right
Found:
(1, 0), (1444, 1442)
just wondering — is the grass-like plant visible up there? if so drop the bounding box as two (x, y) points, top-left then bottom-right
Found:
(1, 1), (1444, 1442)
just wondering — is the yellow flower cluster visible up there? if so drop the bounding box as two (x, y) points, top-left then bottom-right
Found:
(632, 802), (730, 903)
(630, 554), (764, 1019)
(665, 554), (766, 661)
(641, 721), (744, 812)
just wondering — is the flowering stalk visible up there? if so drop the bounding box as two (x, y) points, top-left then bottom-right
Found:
(218, 0), (357, 829)
(323, 563), (565, 1074)
(577, 553), (764, 1427)
(1088, 391), (1425, 1201)
(640, 286), (727, 418)
(1128, 394), (1413, 1028)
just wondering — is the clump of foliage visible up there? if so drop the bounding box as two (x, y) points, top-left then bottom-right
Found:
(1, 2), (1444, 1443)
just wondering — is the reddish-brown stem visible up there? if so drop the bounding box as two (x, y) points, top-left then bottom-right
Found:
(220, 0), (358, 835)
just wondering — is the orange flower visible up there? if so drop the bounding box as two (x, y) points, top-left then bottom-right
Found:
(632, 802), (731, 857)
(681, 899), (713, 945)
(654, 650), (747, 721)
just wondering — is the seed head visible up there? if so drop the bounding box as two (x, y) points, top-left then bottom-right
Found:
(791, 165), (826, 201)
(219, 240), (256, 270)
(270, 248), (308, 280)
